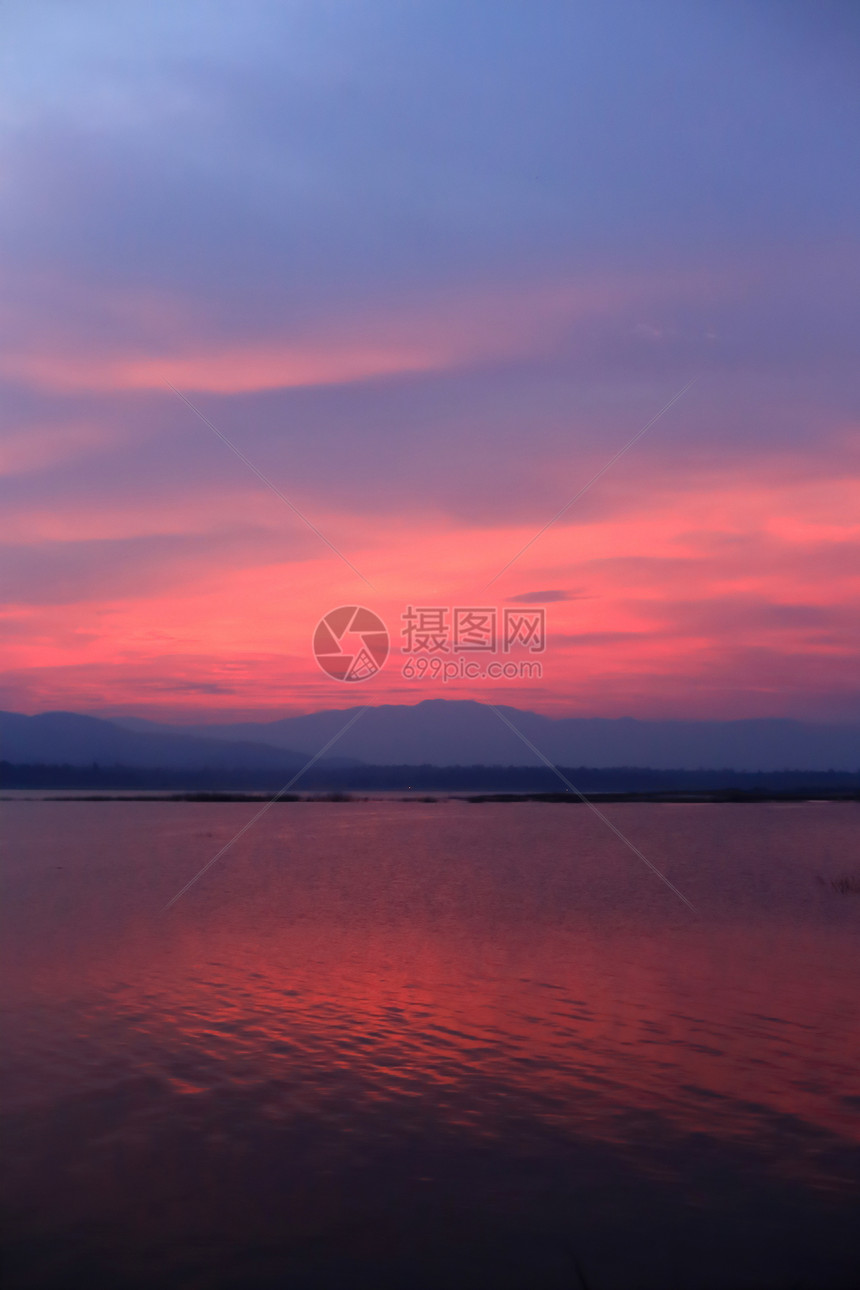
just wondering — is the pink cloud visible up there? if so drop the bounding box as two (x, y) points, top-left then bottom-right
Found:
(0, 271), (716, 394)
(2, 455), (858, 720)
(0, 421), (111, 477)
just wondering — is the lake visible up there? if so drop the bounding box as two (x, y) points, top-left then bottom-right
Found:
(1, 799), (858, 1288)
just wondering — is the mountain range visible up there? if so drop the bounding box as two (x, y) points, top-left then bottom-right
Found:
(0, 710), (353, 771)
(2, 700), (859, 772)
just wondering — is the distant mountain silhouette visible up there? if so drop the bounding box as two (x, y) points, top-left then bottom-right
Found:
(114, 698), (860, 771)
(0, 710), (357, 771)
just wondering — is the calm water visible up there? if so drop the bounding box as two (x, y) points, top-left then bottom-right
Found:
(2, 799), (859, 1289)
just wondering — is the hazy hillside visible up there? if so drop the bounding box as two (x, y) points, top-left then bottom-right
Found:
(0, 711), (356, 771)
(115, 699), (860, 771)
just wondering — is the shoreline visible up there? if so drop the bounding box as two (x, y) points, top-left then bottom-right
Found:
(7, 789), (859, 804)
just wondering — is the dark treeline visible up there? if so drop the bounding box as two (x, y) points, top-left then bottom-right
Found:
(3, 760), (860, 798)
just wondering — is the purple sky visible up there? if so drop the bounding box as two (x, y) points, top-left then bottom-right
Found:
(1, 1), (858, 720)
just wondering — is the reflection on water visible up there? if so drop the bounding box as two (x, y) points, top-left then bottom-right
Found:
(2, 801), (859, 1288)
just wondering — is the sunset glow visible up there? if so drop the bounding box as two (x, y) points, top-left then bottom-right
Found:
(1, 2), (857, 724)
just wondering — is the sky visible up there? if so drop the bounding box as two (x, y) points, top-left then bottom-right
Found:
(1, 0), (858, 722)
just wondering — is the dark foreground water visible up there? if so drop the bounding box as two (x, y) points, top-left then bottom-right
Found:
(1, 799), (859, 1289)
